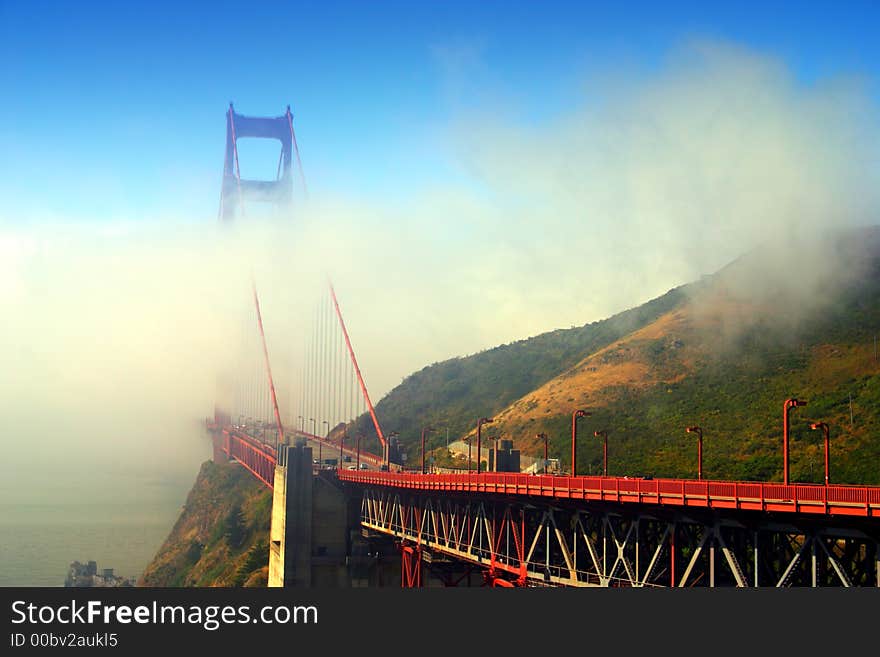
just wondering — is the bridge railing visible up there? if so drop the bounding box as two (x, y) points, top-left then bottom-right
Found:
(337, 470), (880, 518)
(222, 429), (277, 489)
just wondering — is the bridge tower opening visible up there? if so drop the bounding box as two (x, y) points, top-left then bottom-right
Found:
(219, 102), (304, 222)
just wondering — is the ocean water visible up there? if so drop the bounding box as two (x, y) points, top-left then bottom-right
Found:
(0, 433), (211, 587)
(0, 500), (187, 587)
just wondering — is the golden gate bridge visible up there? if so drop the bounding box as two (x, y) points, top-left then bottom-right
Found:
(206, 104), (880, 588)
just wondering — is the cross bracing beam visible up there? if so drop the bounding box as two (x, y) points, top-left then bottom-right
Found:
(352, 486), (880, 588)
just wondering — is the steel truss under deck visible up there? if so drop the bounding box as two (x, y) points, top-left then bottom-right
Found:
(359, 488), (880, 587)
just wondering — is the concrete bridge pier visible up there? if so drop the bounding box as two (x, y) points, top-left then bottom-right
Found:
(268, 440), (374, 587)
(268, 441), (314, 587)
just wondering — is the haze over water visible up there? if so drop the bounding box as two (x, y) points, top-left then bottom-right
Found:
(0, 423), (210, 586)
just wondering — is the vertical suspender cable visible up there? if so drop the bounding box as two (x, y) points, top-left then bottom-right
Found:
(255, 321), (261, 426)
(346, 338), (352, 425)
(324, 295), (330, 430)
(326, 294), (332, 429)
(300, 326), (306, 435)
(319, 293), (326, 431)
(327, 279), (387, 461)
(313, 295), (319, 431)
(309, 298), (315, 431)
(331, 303), (336, 428)
(241, 314), (247, 423)
(306, 299), (312, 431)
(245, 312), (251, 424)
(328, 298), (334, 429)
(315, 296), (320, 430)
(317, 294), (322, 431)
(252, 308), (258, 425)
(348, 344), (358, 427)
(337, 322), (343, 428)
(266, 335), (272, 427)
(256, 314), (262, 425)
(252, 282), (286, 445)
(233, 332), (238, 422)
(305, 301), (311, 431)
(252, 309), (257, 425)
(348, 338), (357, 426)
(333, 300), (339, 428)
(241, 315), (251, 422)
(234, 313), (241, 423)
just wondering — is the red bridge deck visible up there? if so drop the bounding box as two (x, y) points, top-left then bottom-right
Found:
(216, 426), (386, 490)
(338, 470), (880, 518)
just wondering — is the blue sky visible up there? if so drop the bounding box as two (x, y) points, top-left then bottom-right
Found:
(1, 0), (878, 224)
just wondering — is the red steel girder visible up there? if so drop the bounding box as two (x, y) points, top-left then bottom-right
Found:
(339, 470), (880, 519)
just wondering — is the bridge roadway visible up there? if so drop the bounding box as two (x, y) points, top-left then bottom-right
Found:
(216, 425), (385, 488)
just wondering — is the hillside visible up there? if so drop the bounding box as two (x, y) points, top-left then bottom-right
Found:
(357, 226), (880, 484)
(139, 461), (272, 587)
(143, 226), (880, 589)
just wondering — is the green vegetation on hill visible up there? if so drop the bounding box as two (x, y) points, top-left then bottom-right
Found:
(139, 461), (272, 587)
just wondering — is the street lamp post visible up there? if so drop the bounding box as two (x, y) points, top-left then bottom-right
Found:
(339, 430), (346, 470)
(536, 433), (549, 474)
(594, 430), (608, 476)
(476, 417), (494, 474)
(356, 432), (364, 471)
(420, 426), (435, 475)
(783, 398), (807, 486)
(686, 426), (703, 480)
(309, 417), (316, 437)
(809, 422), (830, 485)
(571, 409), (591, 477)
(464, 436), (472, 473)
